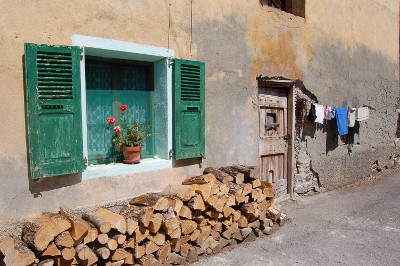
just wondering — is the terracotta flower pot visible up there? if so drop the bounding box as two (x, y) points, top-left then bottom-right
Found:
(121, 146), (142, 164)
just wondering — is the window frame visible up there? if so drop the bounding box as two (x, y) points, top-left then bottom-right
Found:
(72, 35), (174, 170)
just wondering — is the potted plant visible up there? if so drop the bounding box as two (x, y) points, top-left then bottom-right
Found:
(106, 104), (151, 164)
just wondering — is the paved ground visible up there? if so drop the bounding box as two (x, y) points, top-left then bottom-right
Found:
(193, 170), (400, 266)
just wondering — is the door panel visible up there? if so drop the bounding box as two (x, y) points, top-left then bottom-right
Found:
(258, 88), (288, 196)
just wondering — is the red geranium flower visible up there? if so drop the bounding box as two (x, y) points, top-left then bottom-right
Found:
(120, 104), (127, 111)
(114, 126), (121, 133)
(107, 117), (115, 125)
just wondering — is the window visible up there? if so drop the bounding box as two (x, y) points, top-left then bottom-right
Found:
(259, 0), (305, 18)
(24, 36), (205, 179)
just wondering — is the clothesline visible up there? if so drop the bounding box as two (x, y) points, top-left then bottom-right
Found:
(306, 103), (370, 136)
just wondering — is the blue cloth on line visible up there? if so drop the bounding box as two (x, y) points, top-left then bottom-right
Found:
(335, 108), (348, 136)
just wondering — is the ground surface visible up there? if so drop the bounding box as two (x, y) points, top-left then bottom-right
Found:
(194, 170), (400, 266)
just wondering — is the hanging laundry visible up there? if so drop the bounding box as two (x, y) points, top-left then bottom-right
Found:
(335, 108), (348, 136)
(328, 106), (336, 120)
(348, 107), (356, 128)
(324, 106), (330, 120)
(315, 104), (325, 124)
(307, 104), (317, 123)
(356, 107), (369, 121)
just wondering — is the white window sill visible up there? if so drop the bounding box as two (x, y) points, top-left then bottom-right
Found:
(81, 158), (172, 180)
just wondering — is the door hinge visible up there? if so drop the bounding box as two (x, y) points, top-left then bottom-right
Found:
(201, 152), (206, 159)
(169, 149), (174, 159)
(83, 157), (88, 166)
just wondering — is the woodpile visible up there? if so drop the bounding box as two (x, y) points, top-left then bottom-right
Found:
(0, 165), (288, 265)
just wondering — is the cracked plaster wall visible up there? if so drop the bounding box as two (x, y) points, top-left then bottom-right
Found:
(0, 0), (398, 225)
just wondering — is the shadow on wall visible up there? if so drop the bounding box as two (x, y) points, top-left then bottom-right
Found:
(22, 55), (82, 198)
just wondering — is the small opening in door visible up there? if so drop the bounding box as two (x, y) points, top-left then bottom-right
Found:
(266, 113), (278, 132)
(269, 170), (274, 183)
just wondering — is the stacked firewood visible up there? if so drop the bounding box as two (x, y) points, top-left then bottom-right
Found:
(0, 165), (287, 266)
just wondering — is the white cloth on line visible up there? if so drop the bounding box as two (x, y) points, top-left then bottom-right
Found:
(356, 107), (369, 121)
(348, 107), (356, 127)
(314, 104), (325, 124)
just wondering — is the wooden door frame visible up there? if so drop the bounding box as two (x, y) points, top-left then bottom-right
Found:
(257, 78), (295, 198)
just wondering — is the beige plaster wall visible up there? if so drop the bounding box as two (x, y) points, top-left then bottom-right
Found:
(0, 0), (398, 226)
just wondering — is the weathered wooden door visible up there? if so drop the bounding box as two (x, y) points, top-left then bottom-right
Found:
(258, 87), (289, 197)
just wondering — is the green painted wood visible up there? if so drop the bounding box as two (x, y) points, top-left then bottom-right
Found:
(85, 62), (153, 164)
(25, 43), (83, 179)
(173, 59), (205, 160)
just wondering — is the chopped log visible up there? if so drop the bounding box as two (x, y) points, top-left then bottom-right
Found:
(75, 244), (97, 263)
(83, 224), (98, 244)
(82, 212), (111, 234)
(179, 243), (190, 257)
(232, 209), (241, 222)
(123, 237), (136, 249)
(193, 184), (212, 202)
(155, 241), (171, 263)
(205, 194), (219, 207)
(203, 167), (234, 184)
(260, 181), (275, 197)
(60, 209), (89, 243)
(195, 246), (206, 256)
(182, 173), (216, 185)
(265, 206), (281, 222)
(200, 236), (218, 251)
(105, 260), (124, 266)
(254, 228), (263, 237)
(190, 229), (200, 242)
(237, 215), (248, 228)
(111, 248), (130, 261)
(260, 218), (273, 229)
(212, 222), (223, 232)
(219, 238), (230, 249)
(278, 213), (287, 226)
(126, 218), (139, 236)
(145, 240), (160, 255)
(21, 221), (54, 252)
(169, 227), (182, 239)
(181, 220), (197, 235)
(96, 207), (126, 234)
(124, 252), (135, 265)
(162, 208), (181, 236)
(137, 254), (156, 266)
(251, 178), (262, 189)
(219, 166), (246, 184)
(171, 235), (190, 253)
(249, 220), (260, 229)
(240, 227), (252, 238)
(55, 255), (79, 266)
(211, 195), (228, 213)
(242, 183), (253, 196)
(39, 213), (71, 237)
(166, 252), (187, 265)
(148, 232), (165, 246)
(0, 235), (36, 266)
(120, 205), (153, 228)
(196, 227), (211, 246)
(55, 231), (74, 248)
(38, 259), (54, 266)
(204, 210), (222, 220)
(226, 194), (236, 206)
(129, 193), (169, 211)
(106, 238), (118, 251)
(211, 183), (220, 195)
(97, 233), (109, 245)
(135, 226), (150, 243)
(165, 196), (184, 215)
(231, 228), (243, 241)
(243, 231), (257, 243)
(188, 194), (205, 211)
(94, 246), (110, 260)
(178, 205), (192, 219)
(163, 184), (196, 201)
(230, 165), (258, 181)
(186, 245), (198, 263)
(41, 243), (61, 257)
(148, 213), (163, 233)
(135, 243), (146, 259)
(208, 219), (218, 226)
(60, 247), (75, 261)
(228, 183), (244, 203)
(112, 234), (127, 245)
(221, 223), (238, 239)
(222, 205), (235, 218)
(241, 202), (257, 215)
(217, 181), (230, 195)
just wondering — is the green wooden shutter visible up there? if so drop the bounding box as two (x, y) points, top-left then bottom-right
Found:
(25, 43), (83, 179)
(173, 59), (205, 160)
